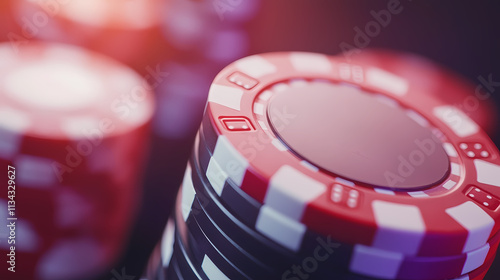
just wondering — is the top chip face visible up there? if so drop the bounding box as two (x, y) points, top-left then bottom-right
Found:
(0, 43), (154, 140)
(202, 52), (500, 256)
(267, 81), (450, 190)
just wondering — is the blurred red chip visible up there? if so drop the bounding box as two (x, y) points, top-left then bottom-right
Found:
(12, 0), (167, 73)
(0, 42), (154, 280)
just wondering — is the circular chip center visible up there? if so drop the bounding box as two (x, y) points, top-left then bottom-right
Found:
(267, 82), (450, 190)
(4, 61), (103, 111)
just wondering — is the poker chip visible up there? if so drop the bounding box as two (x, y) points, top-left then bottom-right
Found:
(0, 43), (153, 159)
(175, 198), (252, 280)
(145, 218), (176, 280)
(200, 52), (500, 258)
(196, 131), (500, 279)
(165, 248), (182, 280)
(161, 0), (257, 69)
(185, 152), (500, 280)
(143, 244), (164, 280)
(146, 51), (500, 280)
(12, 0), (167, 73)
(153, 62), (213, 139)
(196, 127), (270, 228)
(149, 180), (500, 280)
(173, 206), (210, 280)
(185, 201), (277, 279)
(171, 178), (500, 280)
(347, 49), (499, 137)
(0, 43), (153, 279)
(171, 231), (203, 280)
(187, 153), (299, 269)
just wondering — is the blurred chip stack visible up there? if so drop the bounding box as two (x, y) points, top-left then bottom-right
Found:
(148, 52), (500, 280)
(135, 0), (262, 261)
(162, 0), (259, 65)
(12, 0), (168, 74)
(0, 43), (154, 280)
(154, 0), (261, 140)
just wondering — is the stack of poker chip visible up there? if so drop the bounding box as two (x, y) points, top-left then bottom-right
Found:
(0, 43), (154, 280)
(162, 0), (259, 66)
(12, 0), (167, 74)
(150, 52), (500, 280)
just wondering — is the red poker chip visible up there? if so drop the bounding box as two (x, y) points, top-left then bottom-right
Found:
(347, 49), (499, 137)
(174, 175), (500, 280)
(0, 43), (153, 180)
(184, 148), (500, 280)
(0, 1), (18, 41)
(12, 0), (167, 73)
(0, 43), (154, 279)
(200, 52), (500, 259)
(464, 237), (500, 280)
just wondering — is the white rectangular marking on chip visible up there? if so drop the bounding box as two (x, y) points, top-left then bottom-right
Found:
(258, 90), (273, 101)
(161, 219), (175, 266)
(266, 165), (327, 220)
(300, 161), (319, 172)
(212, 136), (249, 186)
(446, 201), (494, 253)
(181, 166), (196, 221)
(253, 103), (265, 115)
(272, 138), (288, 151)
(433, 106), (480, 138)
(62, 116), (101, 139)
(206, 158), (227, 196)
(408, 191), (428, 198)
(350, 245), (403, 279)
(15, 156), (56, 188)
(202, 255), (230, 280)
(474, 159), (500, 187)
(374, 94), (399, 107)
(462, 243), (489, 274)
(272, 83), (289, 92)
(442, 180), (457, 190)
(335, 177), (355, 187)
(372, 201), (425, 255)
(0, 107), (30, 133)
(406, 110), (429, 127)
(235, 55), (277, 78)
(257, 120), (268, 131)
(256, 206), (306, 252)
(0, 128), (22, 159)
(289, 79), (308, 87)
(125, 101), (151, 126)
(290, 53), (332, 73)
(208, 84), (244, 111)
(366, 68), (409, 96)
(451, 163), (461, 176)
(375, 189), (395, 195)
(443, 143), (458, 157)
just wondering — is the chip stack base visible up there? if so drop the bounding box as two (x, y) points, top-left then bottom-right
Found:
(0, 42), (154, 280)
